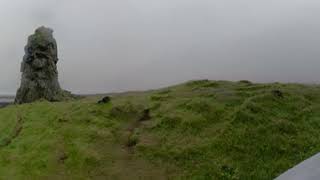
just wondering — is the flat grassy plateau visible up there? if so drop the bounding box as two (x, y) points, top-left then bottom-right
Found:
(0, 80), (320, 179)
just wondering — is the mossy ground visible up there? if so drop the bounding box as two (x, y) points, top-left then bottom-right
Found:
(1, 80), (320, 179)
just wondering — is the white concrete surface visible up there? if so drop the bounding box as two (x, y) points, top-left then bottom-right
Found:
(275, 153), (320, 180)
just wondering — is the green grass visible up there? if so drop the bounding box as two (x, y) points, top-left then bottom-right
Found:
(0, 80), (320, 179)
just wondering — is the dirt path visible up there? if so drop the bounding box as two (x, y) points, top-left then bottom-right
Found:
(1, 113), (24, 147)
(102, 116), (171, 179)
(52, 107), (172, 179)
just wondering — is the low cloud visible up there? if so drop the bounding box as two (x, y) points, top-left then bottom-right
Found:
(0, 0), (319, 94)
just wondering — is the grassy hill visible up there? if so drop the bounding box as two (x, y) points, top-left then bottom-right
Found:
(0, 80), (320, 179)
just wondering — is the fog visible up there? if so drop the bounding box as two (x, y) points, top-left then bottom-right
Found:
(0, 0), (320, 94)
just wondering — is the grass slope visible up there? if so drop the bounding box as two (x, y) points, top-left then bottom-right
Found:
(0, 80), (320, 179)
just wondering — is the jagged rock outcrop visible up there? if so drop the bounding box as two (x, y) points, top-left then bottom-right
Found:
(15, 26), (71, 104)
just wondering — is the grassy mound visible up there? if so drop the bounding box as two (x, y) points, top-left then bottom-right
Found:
(0, 80), (320, 179)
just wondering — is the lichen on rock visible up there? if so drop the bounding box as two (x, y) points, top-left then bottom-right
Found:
(15, 26), (72, 104)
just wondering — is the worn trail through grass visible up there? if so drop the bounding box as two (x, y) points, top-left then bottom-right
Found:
(0, 80), (320, 179)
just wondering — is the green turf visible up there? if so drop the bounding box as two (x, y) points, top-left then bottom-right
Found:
(0, 80), (320, 179)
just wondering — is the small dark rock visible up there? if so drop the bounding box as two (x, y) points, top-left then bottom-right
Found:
(58, 151), (68, 163)
(126, 135), (138, 148)
(139, 109), (151, 121)
(272, 90), (284, 98)
(58, 118), (68, 123)
(98, 96), (111, 104)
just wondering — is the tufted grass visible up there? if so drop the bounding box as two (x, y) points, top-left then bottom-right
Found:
(0, 80), (320, 179)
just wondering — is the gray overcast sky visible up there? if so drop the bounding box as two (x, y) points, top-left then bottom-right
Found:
(0, 0), (320, 94)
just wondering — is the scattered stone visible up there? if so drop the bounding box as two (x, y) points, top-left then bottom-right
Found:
(272, 90), (284, 98)
(58, 151), (68, 163)
(15, 26), (72, 104)
(139, 109), (151, 121)
(98, 96), (111, 104)
(58, 118), (68, 123)
(126, 134), (139, 148)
